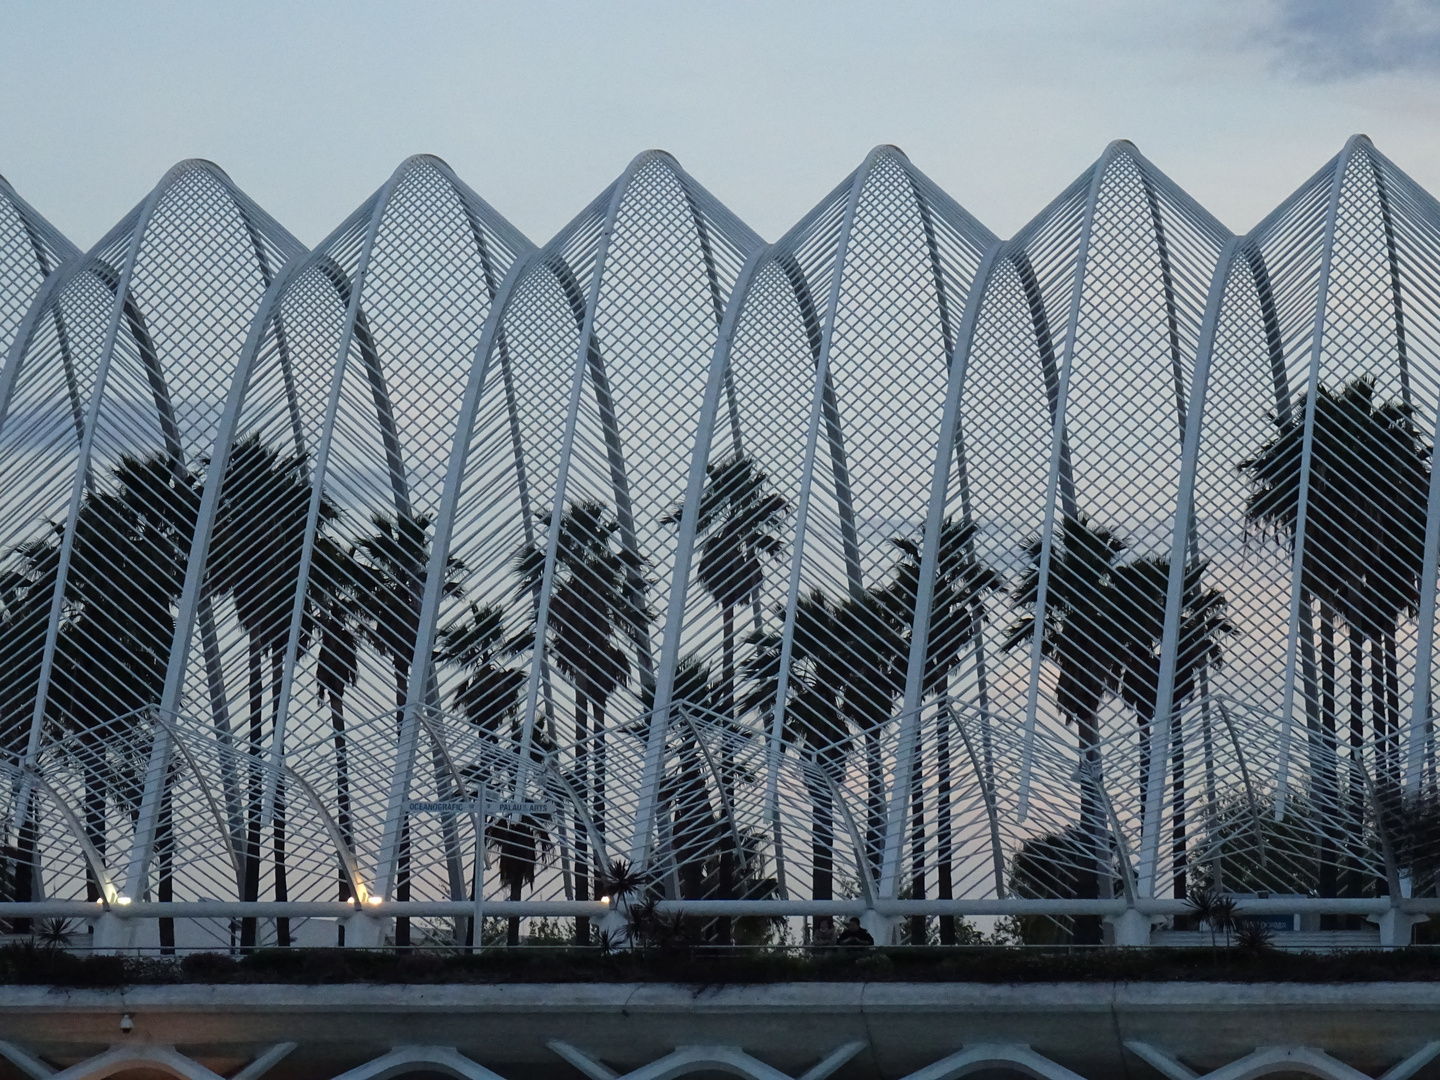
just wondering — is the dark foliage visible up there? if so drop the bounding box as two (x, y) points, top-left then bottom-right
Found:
(7, 943), (1440, 986)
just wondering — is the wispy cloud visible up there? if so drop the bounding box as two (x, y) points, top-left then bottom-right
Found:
(1262, 0), (1440, 78)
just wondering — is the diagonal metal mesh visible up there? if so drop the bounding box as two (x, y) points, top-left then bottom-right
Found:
(0, 162), (303, 943)
(4, 139), (1440, 948)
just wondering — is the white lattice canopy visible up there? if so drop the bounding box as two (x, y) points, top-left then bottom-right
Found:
(2, 139), (1439, 950)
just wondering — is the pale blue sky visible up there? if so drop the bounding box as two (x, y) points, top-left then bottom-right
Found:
(3, 0), (1439, 249)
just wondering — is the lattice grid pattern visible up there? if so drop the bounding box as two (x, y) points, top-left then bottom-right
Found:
(0, 137), (1438, 951)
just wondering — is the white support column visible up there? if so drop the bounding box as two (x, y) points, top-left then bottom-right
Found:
(1137, 236), (1240, 898)
(0, 269), (83, 852)
(19, 182), (168, 770)
(1017, 149), (1114, 819)
(1406, 401), (1440, 794)
(380, 253), (539, 905)
(268, 181), (401, 789)
(630, 247), (768, 869)
(509, 165), (637, 804)
(1400, 147), (1440, 794)
(878, 241), (1002, 900)
(2, 185), (165, 910)
(0, 257), (80, 436)
(761, 160), (871, 883)
(1274, 139), (1357, 820)
(128, 257), (308, 901)
(0, 1041), (55, 1080)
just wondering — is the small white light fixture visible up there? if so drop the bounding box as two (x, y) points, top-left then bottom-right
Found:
(119, 1014), (134, 1035)
(366, 895), (383, 906)
(600, 895), (611, 905)
(114, 896), (132, 906)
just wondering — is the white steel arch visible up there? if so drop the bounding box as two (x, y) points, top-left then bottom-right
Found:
(0, 172), (77, 365)
(4, 138), (1440, 947)
(0, 162), (302, 946)
(918, 141), (1233, 940)
(653, 146), (997, 928)
(1173, 134), (1440, 911)
(164, 154), (532, 947)
(391, 150), (761, 940)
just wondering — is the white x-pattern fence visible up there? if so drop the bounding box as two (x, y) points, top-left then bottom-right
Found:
(1, 137), (1439, 950)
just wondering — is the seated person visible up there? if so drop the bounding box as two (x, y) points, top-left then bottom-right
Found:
(812, 915), (836, 947)
(836, 916), (874, 946)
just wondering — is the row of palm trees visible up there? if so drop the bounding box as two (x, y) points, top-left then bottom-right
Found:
(1238, 375), (1432, 902)
(1002, 373), (1435, 938)
(1003, 517), (1233, 941)
(0, 437), (513, 947)
(0, 455), (195, 943)
(0, 370), (1431, 944)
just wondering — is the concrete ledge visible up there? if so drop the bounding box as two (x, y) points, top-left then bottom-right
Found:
(3, 983), (1440, 1080)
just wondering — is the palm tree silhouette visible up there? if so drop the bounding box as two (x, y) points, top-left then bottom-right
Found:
(515, 500), (646, 944)
(438, 602), (527, 741)
(488, 811), (552, 946)
(53, 456), (197, 947)
(209, 437), (332, 947)
(1006, 515), (1232, 915)
(351, 511), (463, 945)
(437, 600), (536, 945)
(0, 454), (199, 943)
(666, 453), (787, 724)
(873, 518), (1001, 942)
(664, 454), (786, 924)
(1005, 515), (1129, 945)
(1239, 376), (1429, 899)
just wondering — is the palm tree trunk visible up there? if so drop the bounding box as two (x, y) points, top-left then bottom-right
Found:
(675, 738), (708, 901)
(158, 766), (175, 953)
(1371, 634), (1388, 793)
(1137, 716), (1152, 831)
(430, 730), (469, 945)
(241, 638), (263, 949)
(718, 602), (740, 945)
(1075, 712), (1103, 945)
(1318, 605), (1339, 904)
(14, 802), (38, 933)
(908, 730), (926, 945)
(593, 695), (608, 930)
(935, 701), (955, 944)
(331, 689), (351, 945)
(1171, 706), (1187, 901)
(866, 722), (882, 888)
(507, 874), (523, 946)
(722, 604), (737, 722)
(573, 692), (590, 945)
(1385, 622), (1401, 793)
(466, 845), (478, 952)
(1367, 633), (1393, 897)
(393, 666), (411, 948)
(271, 649), (289, 948)
(1199, 680), (1221, 893)
(806, 771), (834, 901)
(1346, 627), (1366, 901)
(81, 728), (105, 904)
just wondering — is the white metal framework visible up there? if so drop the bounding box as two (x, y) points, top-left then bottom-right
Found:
(2, 138), (1440, 951)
